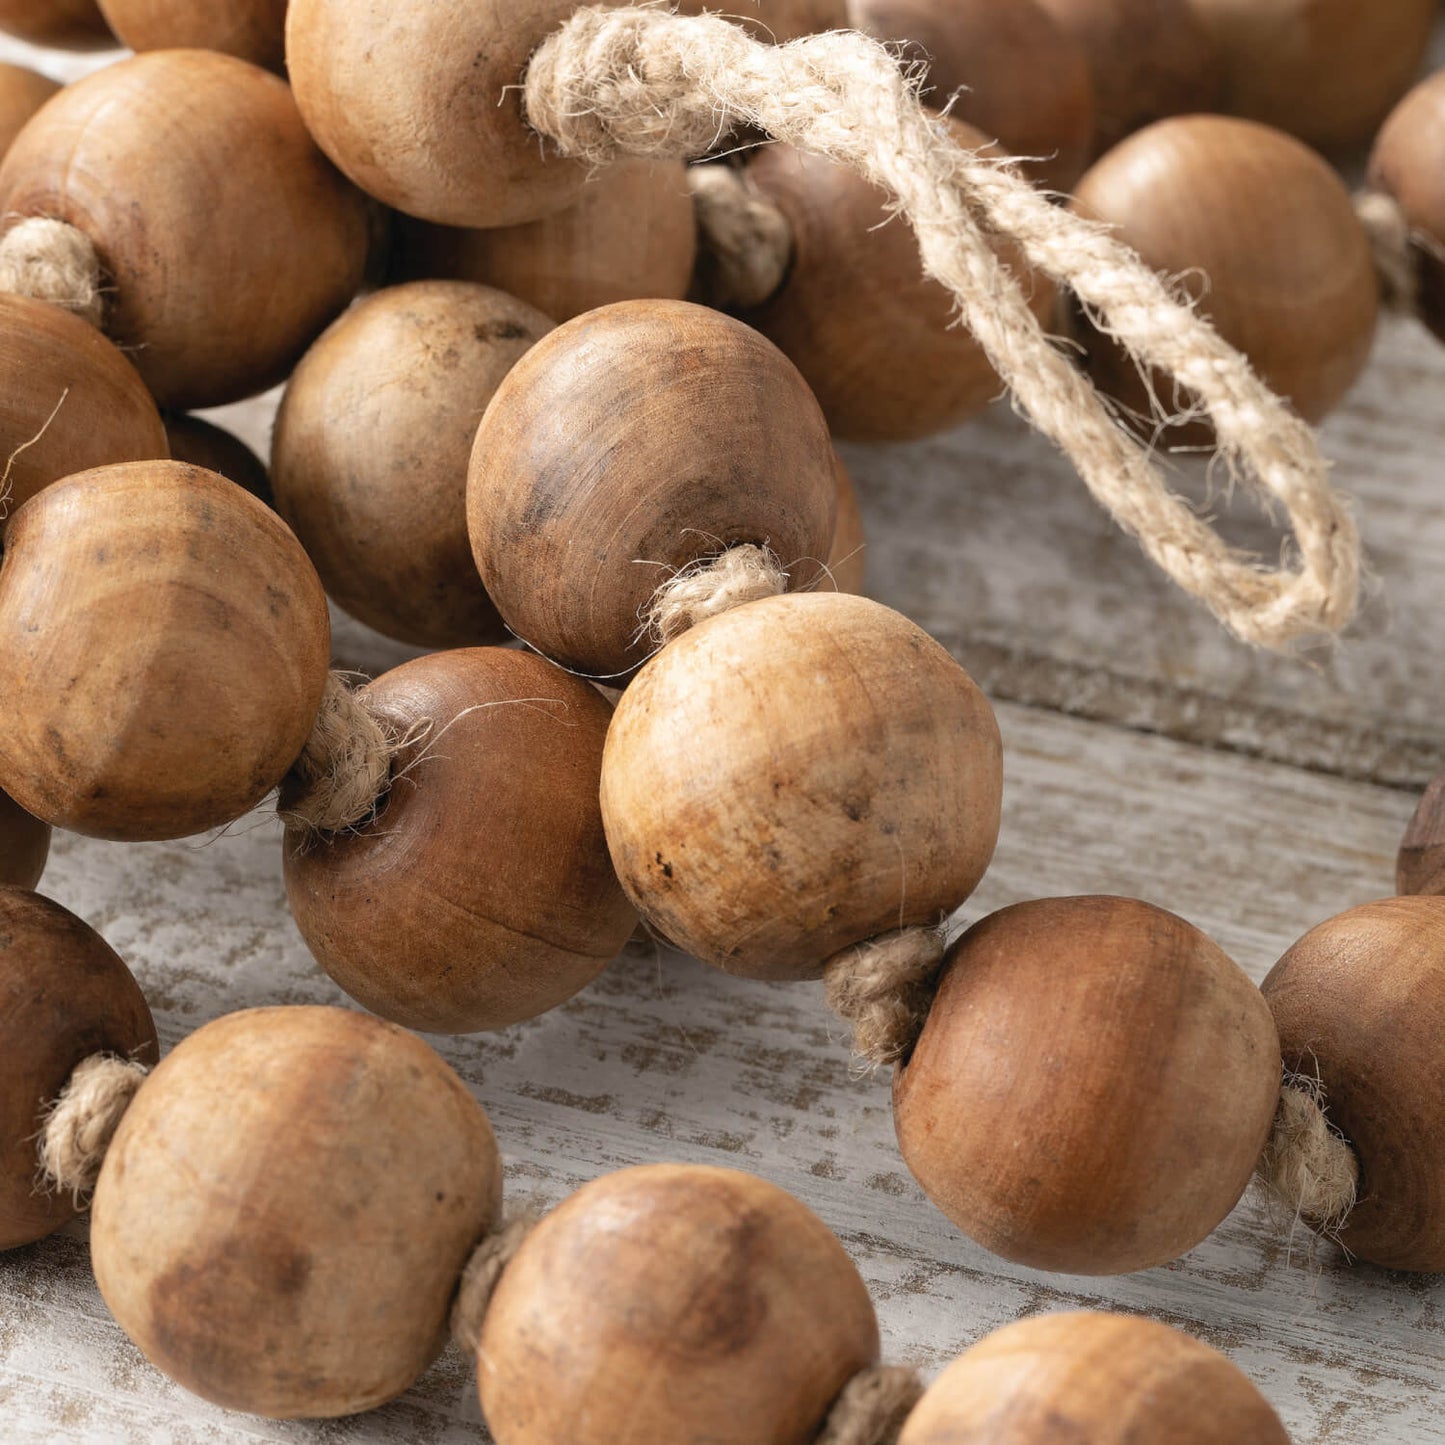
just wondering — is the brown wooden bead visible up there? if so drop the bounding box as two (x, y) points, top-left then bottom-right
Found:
(0, 791), (49, 891)
(0, 0), (112, 48)
(0, 292), (168, 533)
(0, 461), (330, 841)
(285, 649), (637, 1034)
(390, 160), (697, 324)
(0, 50), (369, 409)
(899, 1312), (1290, 1444)
(1189, 0), (1435, 153)
(1071, 115), (1378, 432)
(743, 129), (1055, 443)
(850, 0), (1096, 193)
(273, 282), (547, 649)
(894, 897), (1280, 1274)
(163, 413), (271, 508)
(1035, 0), (1221, 156)
(1262, 896), (1445, 1271)
(479, 1164), (878, 1444)
(0, 887), (157, 1251)
(828, 453), (866, 596)
(1398, 769), (1445, 897)
(601, 592), (1001, 980)
(97, 0), (287, 72)
(0, 63), (59, 162)
(675, 0), (848, 41)
(92, 1005), (501, 1417)
(469, 299), (836, 678)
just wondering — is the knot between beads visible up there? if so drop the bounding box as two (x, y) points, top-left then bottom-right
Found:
(449, 1213), (537, 1355)
(1255, 1071), (1359, 1240)
(645, 543), (788, 647)
(0, 217), (105, 328)
(1355, 190), (1419, 316)
(816, 1363), (924, 1445)
(38, 1053), (149, 1203)
(824, 926), (947, 1068)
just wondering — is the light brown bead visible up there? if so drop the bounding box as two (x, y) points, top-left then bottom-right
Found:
(894, 897), (1280, 1274)
(1263, 896), (1445, 1271)
(97, 0), (286, 70)
(285, 649), (637, 1034)
(899, 1312), (1290, 1444)
(743, 128), (1055, 443)
(0, 63), (59, 161)
(0, 792), (49, 891)
(601, 592), (1001, 980)
(163, 413), (271, 508)
(673, 0), (848, 41)
(92, 1005), (501, 1417)
(0, 888), (156, 1251)
(0, 461), (330, 841)
(468, 299), (836, 678)
(479, 1164), (878, 1445)
(0, 292), (168, 534)
(1071, 115), (1378, 432)
(1189, 0), (1435, 153)
(0, 50), (369, 409)
(0, 0), (112, 48)
(828, 454), (866, 596)
(273, 282), (547, 649)
(849, 0), (1095, 192)
(390, 160), (697, 324)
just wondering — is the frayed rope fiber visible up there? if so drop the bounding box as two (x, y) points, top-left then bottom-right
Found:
(824, 927), (946, 1067)
(38, 1054), (149, 1202)
(646, 542), (787, 645)
(1355, 190), (1419, 315)
(0, 218), (105, 328)
(524, 8), (1359, 650)
(1256, 1073), (1359, 1239)
(816, 1364), (925, 1445)
(450, 1214), (537, 1354)
(282, 671), (399, 835)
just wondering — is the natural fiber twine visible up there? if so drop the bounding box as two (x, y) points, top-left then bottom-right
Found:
(646, 542), (787, 645)
(450, 1214), (537, 1355)
(824, 927), (947, 1067)
(1355, 190), (1420, 316)
(281, 671), (398, 835)
(38, 1054), (149, 1203)
(690, 162), (793, 308)
(816, 1364), (924, 1445)
(1256, 1073), (1359, 1239)
(0, 217), (105, 328)
(525, 8), (1359, 650)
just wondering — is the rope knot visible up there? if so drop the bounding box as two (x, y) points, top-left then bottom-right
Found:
(1354, 190), (1419, 316)
(816, 1363), (924, 1445)
(38, 1053), (149, 1202)
(450, 1213), (537, 1354)
(1255, 1072), (1359, 1240)
(691, 162), (793, 310)
(645, 543), (788, 646)
(0, 217), (105, 328)
(823, 926), (947, 1067)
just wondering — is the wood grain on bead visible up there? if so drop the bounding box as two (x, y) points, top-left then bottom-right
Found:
(601, 592), (1001, 980)
(0, 461), (330, 841)
(849, 0), (1095, 192)
(1071, 115), (1378, 431)
(673, 0), (848, 42)
(92, 1006), (501, 1418)
(894, 897), (1280, 1274)
(273, 281), (548, 649)
(899, 1312), (1290, 1444)
(0, 0), (112, 48)
(0, 888), (156, 1251)
(97, 0), (287, 71)
(468, 299), (836, 677)
(828, 453), (867, 596)
(0, 791), (49, 890)
(390, 160), (696, 324)
(0, 50), (369, 409)
(1188, 0), (1435, 153)
(479, 1164), (878, 1444)
(0, 62), (58, 160)
(163, 413), (271, 508)
(0, 292), (167, 531)
(285, 649), (637, 1034)
(742, 127), (1055, 443)
(1262, 896), (1445, 1271)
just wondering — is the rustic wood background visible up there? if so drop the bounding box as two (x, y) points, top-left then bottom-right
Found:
(3, 23), (1444, 1445)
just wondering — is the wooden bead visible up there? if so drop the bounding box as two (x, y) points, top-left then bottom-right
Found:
(828, 454), (867, 596)
(1035, 0), (1220, 155)
(468, 299), (837, 677)
(894, 897), (1280, 1274)
(1398, 768), (1445, 897)
(92, 1005), (501, 1417)
(479, 1164), (878, 1444)
(0, 461), (330, 841)
(743, 128), (1056, 442)
(0, 63), (59, 162)
(0, 292), (167, 533)
(850, 0), (1096, 192)
(97, 0), (287, 72)
(273, 281), (548, 649)
(1262, 896), (1445, 1271)
(601, 592), (1001, 980)
(1071, 115), (1378, 431)
(1189, 0), (1435, 153)
(163, 412), (271, 508)
(287, 0), (590, 229)
(0, 791), (49, 891)
(390, 160), (697, 323)
(0, 888), (156, 1251)
(0, 51), (369, 409)
(899, 1312), (1290, 1443)
(285, 649), (637, 1034)
(673, 0), (848, 41)
(0, 0), (112, 48)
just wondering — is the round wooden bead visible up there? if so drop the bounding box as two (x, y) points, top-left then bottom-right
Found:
(479, 1164), (878, 1444)
(0, 292), (167, 533)
(1071, 115), (1378, 431)
(673, 0), (848, 41)
(92, 1005), (501, 1417)
(0, 791), (49, 890)
(273, 281), (548, 649)
(1262, 896), (1445, 1271)
(285, 649), (637, 1034)
(742, 128), (1056, 443)
(893, 897), (1280, 1274)
(0, 888), (157, 1251)
(899, 1312), (1290, 1443)
(163, 412), (271, 507)
(1189, 0), (1436, 153)
(0, 62), (59, 161)
(601, 592), (1002, 980)
(828, 454), (866, 596)
(0, 0), (112, 48)
(0, 50), (369, 409)
(468, 299), (837, 677)
(850, 0), (1096, 192)
(97, 0), (287, 72)
(0, 461), (330, 841)
(390, 160), (697, 324)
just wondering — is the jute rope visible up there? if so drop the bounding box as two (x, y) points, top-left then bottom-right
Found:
(815, 1364), (924, 1445)
(645, 542), (787, 646)
(0, 217), (105, 327)
(689, 162), (793, 309)
(823, 927), (946, 1066)
(449, 1214), (537, 1354)
(525, 9), (1359, 650)
(1255, 1072), (1359, 1239)
(38, 1054), (149, 1202)
(1354, 191), (1420, 316)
